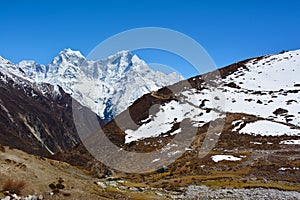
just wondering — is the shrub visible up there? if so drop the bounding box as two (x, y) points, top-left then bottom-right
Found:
(0, 145), (5, 152)
(2, 179), (26, 195)
(49, 178), (65, 194)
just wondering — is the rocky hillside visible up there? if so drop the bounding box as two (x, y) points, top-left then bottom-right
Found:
(0, 68), (82, 156)
(72, 50), (300, 193)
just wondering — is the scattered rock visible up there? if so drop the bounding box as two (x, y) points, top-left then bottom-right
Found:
(294, 83), (300, 87)
(224, 82), (241, 89)
(273, 108), (288, 115)
(257, 100), (263, 104)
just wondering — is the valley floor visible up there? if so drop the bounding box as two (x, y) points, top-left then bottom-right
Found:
(1, 146), (300, 200)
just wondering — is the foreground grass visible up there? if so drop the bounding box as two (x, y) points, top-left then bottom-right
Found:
(202, 179), (300, 191)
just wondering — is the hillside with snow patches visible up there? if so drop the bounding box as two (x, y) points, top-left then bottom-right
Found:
(0, 49), (182, 120)
(1, 49), (300, 198)
(124, 50), (300, 143)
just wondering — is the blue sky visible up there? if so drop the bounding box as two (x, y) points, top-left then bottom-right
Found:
(0, 0), (300, 78)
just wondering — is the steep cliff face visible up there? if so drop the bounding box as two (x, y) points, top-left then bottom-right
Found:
(0, 71), (80, 156)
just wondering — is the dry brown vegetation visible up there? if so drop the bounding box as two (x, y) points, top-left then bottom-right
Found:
(0, 145), (5, 153)
(2, 178), (26, 195)
(112, 112), (300, 193)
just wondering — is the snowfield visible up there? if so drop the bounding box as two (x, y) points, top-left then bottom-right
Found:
(223, 50), (300, 126)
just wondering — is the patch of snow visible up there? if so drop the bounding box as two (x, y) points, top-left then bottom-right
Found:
(96, 182), (107, 188)
(171, 128), (182, 135)
(250, 141), (262, 145)
(211, 155), (242, 162)
(141, 115), (152, 123)
(232, 120), (244, 131)
(279, 167), (300, 171)
(240, 120), (300, 136)
(279, 167), (290, 171)
(151, 158), (161, 163)
(279, 139), (300, 145)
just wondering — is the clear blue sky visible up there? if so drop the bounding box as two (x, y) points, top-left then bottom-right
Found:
(1, 0), (300, 78)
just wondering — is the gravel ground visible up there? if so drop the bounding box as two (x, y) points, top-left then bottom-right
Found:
(173, 185), (300, 200)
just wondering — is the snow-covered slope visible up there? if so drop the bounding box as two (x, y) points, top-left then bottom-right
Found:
(0, 49), (182, 120)
(221, 50), (300, 127)
(123, 50), (300, 143)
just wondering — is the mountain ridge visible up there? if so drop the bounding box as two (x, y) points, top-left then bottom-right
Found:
(1, 48), (183, 121)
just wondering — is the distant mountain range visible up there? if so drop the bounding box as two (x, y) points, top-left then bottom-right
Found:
(0, 49), (181, 156)
(0, 49), (182, 120)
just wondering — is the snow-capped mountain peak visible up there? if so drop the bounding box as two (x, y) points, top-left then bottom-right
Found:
(17, 60), (47, 82)
(0, 56), (25, 81)
(106, 50), (131, 60)
(0, 56), (11, 65)
(47, 49), (85, 76)
(0, 49), (183, 120)
(103, 50), (134, 75)
(59, 48), (85, 59)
